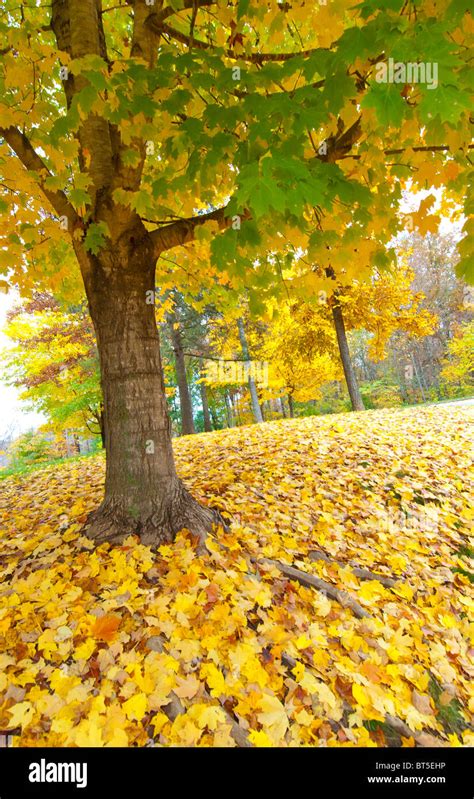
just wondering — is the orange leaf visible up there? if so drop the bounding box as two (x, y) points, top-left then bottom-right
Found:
(91, 614), (121, 643)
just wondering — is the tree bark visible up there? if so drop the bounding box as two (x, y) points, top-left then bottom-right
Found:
(224, 391), (233, 427)
(199, 377), (212, 432)
(331, 300), (365, 412)
(288, 394), (295, 418)
(82, 239), (218, 546)
(98, 404), (106, 449)
(237, 318), (263, 423)
(166, 312), (196, 435)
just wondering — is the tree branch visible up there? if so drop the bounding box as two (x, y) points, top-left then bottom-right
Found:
(158, 21), (322, 63)
(151, 204), (233, 257)
(0, 126), (79, 228)
(150, 0), (217, 28)
(151, 117), (363, 256)
(345, 143), (474, 161)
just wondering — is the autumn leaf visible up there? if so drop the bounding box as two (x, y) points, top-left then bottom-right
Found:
(90, 614), (121, 643)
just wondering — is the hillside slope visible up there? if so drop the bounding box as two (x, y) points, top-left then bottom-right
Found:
(0, 405), (473, 747)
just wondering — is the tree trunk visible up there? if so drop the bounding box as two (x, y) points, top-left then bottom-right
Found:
(224, 391), (233, 427)
(288, 394), (295, 418)
(167, 313), (196, 435)
(82, 245), (218, 546)
(331, 300), (365, 412)
(200, 378), (212, 432)
(237, 318), (263, 423)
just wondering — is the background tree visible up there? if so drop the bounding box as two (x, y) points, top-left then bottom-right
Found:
(441, 321), (474, 396)
(0, 294), (103, 441)
(165, 293), (197, 436)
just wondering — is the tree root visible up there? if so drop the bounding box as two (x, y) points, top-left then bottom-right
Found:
(83, 479), (223, 550)
(145, 635), (250, 747)
(308, 549), (398, 588)
(258, 557), (372, 619)
(278, 652), (446, 747)
(384, 714), (449, 747)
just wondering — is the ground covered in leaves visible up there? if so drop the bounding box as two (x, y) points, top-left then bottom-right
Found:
(0, 405), (473, 747)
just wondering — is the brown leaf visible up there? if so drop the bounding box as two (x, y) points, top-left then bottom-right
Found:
(412, 690), (434, 715)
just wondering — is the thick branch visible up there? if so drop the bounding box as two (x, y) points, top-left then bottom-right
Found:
(151, 205), (232, 256)
(151, 117), (362, 256)
(0, 126), (79, 228)
(158, 21), (321, 63)
(51, 0), (115, 193)
(149, 0), (216, 27)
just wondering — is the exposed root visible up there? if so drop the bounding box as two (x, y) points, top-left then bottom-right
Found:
(259, 557), (372, 619)
(83, 478), (224, 549)
(384, 714), (449, 747)
(278, 653), (446, 747)
(308, 549), (398, 588)
(145, 635), (250, 747)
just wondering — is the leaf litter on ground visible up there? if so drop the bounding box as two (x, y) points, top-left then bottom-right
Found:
(0, 405), (472, 747)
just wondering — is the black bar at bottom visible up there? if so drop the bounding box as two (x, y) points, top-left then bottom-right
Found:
(0, 746), (470, 797)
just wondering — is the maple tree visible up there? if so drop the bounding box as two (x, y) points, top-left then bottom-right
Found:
(0, 0), (472, 546)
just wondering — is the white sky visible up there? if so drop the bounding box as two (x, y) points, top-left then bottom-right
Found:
(0, 292), (46, 439)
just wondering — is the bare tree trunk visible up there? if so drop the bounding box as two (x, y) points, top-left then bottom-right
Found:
(200, 377), (212, 432)
(83, 246), (217, 546)
(288, 394), (295, 418)
(167, 312), (195, 435)
(331, 300), (365, 412)
(237, 318), (263, 423)
(224, 392), (233, 427)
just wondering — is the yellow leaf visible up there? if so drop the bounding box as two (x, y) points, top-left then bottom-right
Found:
(200, 663), (226, 698)
(248, 729), (273, 747)
(257, 694), (288, 743)
(122, 692), (147, 721)
(151, 712), (169, 735)
(74, 638), (96, 660)
(8, 701), (35, 728)
(173, 674), (201, 700)
(352, 684), (370, 707)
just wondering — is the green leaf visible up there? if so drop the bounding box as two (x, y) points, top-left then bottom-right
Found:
(420, 83), (471, 125)
(362, 82), (406, 127)
(77, 85), (97, 115)
(69, 188), (91, 208)
(237, 0), (250, 19)
(455, 254), (474, 285)
(84, 222), (109, 255)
